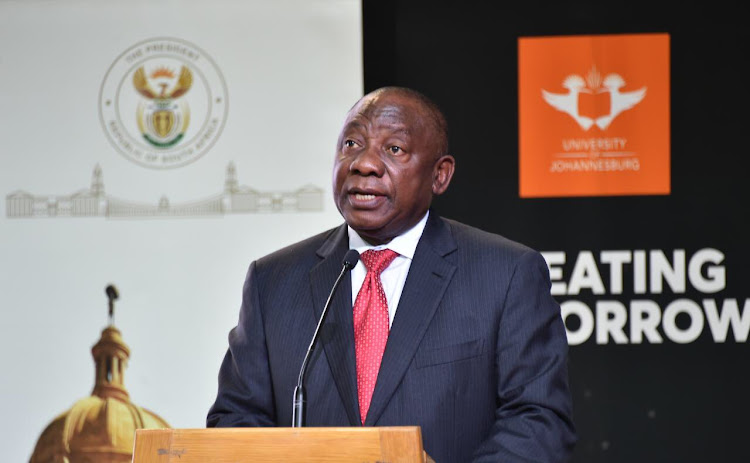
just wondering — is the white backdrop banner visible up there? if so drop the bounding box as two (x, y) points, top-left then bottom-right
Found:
(0, 0), (362, 460)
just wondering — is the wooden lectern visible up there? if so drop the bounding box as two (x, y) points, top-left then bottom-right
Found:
(132, 427), (434, 463)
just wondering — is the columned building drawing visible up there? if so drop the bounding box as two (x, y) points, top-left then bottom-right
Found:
(6, 162), (324, 218)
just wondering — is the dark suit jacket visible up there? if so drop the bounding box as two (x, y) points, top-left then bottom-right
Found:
(207, 213), (576, 462)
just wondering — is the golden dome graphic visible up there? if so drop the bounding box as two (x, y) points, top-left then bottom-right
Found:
(29, 285), (169, 463)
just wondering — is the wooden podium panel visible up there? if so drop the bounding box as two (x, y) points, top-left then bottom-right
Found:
(132, 427), (432, 463)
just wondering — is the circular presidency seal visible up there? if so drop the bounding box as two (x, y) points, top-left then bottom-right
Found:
(99, 37), (228, 169)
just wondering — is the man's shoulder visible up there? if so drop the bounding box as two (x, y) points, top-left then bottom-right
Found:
(436, 216), (552, 284)
(254, 224), (344, 270)
(440, 216), (537, 257)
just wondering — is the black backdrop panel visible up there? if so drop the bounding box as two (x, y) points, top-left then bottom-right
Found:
(362, 2), (748, 462)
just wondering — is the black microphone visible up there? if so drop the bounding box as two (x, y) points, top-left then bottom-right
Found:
(292, 249), (360, 427)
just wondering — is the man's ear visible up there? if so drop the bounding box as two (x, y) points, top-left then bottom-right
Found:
(432, 155), (455, 195)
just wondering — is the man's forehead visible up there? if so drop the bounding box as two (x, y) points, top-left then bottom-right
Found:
(344, 93), (425, 130)
(342, 117), (413, 135)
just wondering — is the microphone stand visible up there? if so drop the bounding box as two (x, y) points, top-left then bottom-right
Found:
(292, 250), (359, 427)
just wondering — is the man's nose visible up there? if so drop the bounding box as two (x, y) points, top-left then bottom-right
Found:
(349, 145), (385, 176)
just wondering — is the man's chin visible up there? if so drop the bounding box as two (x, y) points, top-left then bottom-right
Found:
(347, 219), (386, 235)
(342, 214), (394, 244)
(343, 208), (384, 227)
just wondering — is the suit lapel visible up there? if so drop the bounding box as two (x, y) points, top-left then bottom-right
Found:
(364, 213), (457, 426)
(309, 225), (361, 426)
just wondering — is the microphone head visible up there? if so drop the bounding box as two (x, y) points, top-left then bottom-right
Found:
(342, 249), (360, 270)
(105, 284), (119, 301)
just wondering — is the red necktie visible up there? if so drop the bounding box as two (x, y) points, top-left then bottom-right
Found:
(353, 248), (398, 424)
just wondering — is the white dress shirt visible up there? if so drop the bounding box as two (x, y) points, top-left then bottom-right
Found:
(348, 211), (429, 328)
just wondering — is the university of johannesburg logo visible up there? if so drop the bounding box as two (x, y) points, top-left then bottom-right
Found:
(99, 37), (228, 169)
(518, 33), (670, 198)
(542, 66), (646, 131)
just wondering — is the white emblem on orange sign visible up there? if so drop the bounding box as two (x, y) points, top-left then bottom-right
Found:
(542, 67), (646, 131)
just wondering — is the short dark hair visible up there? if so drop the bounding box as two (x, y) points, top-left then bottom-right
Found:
(365, 86), (450, 158)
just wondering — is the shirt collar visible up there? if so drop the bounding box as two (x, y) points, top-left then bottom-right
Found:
(347, 210), (429, 260)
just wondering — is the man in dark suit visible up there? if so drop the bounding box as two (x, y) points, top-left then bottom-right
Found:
(207, 87), (576, 462)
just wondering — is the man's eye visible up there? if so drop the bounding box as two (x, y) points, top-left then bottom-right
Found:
(344, 139), (357, 148)
(389, 146), (402, 154)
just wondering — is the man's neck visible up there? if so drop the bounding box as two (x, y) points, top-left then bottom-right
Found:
(348, 211), (429, 256)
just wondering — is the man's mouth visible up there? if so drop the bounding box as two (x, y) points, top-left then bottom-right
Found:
(347, 189), (386, 208)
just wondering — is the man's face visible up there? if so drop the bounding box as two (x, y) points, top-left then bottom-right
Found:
(333, 90), (454, 245)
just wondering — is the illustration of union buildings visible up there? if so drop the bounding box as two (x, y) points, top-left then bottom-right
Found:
(6, 162), (323, 218)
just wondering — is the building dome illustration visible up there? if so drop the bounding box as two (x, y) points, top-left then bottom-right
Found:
(29, 286), (169, 463)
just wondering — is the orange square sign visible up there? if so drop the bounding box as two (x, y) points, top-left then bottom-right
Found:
(518, 33), (670, 197)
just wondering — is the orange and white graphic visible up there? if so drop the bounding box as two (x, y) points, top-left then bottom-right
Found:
(542, 67), (647, 131)
(519, 33), (670, 197)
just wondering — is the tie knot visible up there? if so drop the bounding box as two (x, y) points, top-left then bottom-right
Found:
(360, 249), (399, 274)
